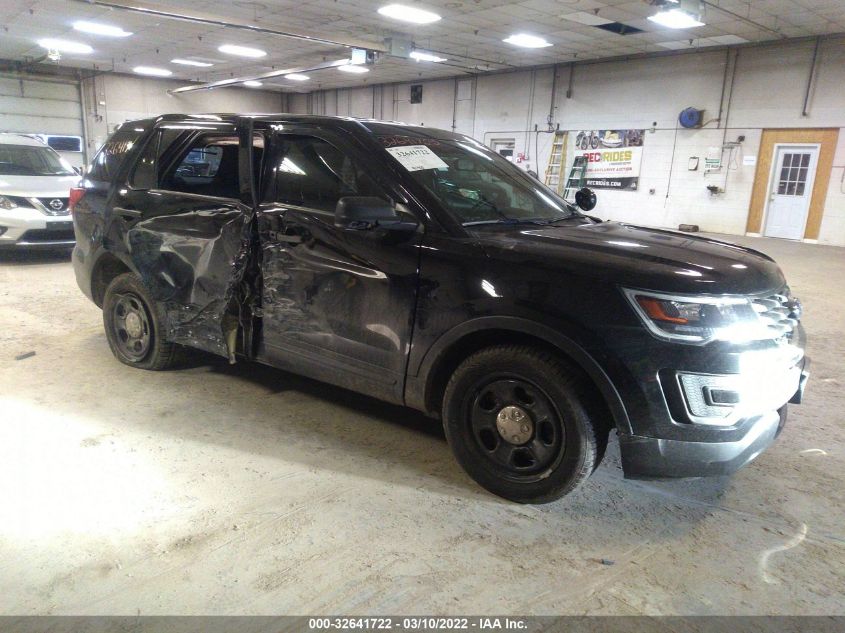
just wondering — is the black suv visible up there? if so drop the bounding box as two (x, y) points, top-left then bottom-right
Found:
(72, 114), (808, 503)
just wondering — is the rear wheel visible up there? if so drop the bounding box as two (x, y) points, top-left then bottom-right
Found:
(442, 345), (606, 503)
(103, 272), (179, 370)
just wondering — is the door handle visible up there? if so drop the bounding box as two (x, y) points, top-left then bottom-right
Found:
(113, 207), (142, 219)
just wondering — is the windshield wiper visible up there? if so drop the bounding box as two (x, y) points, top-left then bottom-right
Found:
(463, 218), (549, 227)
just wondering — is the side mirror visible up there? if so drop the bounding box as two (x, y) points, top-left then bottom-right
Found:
(335, 196), (418, 240)
(335, 196), (396, 229)
(575, 187), (597, 212)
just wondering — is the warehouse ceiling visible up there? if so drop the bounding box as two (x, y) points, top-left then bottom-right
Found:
(1, 0), (843, 92)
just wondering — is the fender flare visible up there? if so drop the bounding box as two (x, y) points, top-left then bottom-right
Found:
(407, 316), (632, 434)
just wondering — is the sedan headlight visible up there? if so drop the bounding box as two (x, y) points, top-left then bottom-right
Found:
(623, 288), (766, 344)
(0, 195), (19, 211)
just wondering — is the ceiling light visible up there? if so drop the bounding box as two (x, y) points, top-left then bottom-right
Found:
(36, 38), (93, 54)
(243, 80), (263, 87)
(339, 64), (370, 74)
(284, 73), (310, 81)
(171, 58), (213, 67)
(503, 33), (552, 48)
(72, 20), (132, 37)
(648, 9), (704, 28)
(377, 4), (441, 24)
(410, 51), (447, 63)
(133, 66), (173, 77)
(218, 44), (267, 58)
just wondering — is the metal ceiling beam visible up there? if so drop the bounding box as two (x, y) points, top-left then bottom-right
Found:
(71, 0), (388, 52)
(167, 58), (354, 94)
(701, 1), (788, 39)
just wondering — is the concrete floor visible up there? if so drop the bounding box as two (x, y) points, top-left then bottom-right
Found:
(0, 234), (843, 616)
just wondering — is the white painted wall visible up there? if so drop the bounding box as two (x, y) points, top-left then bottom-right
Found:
(289, 36), (845, 246)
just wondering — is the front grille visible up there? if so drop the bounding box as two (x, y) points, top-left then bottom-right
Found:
(19, 224), (75, 243)
(752, 290), (801, 340)
(35, 197), (70, 216)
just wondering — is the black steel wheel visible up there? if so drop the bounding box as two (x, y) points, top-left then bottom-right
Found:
(466, 378), (564, 480)
(110, 292), (151, 362)
(443, 345), (607, 503)
(102, 272), (179, 370)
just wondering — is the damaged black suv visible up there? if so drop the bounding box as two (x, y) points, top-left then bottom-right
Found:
(72, 114), (808, 503)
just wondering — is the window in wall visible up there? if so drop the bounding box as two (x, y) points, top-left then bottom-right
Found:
(161, 134), (240, 199)
(777, 152), (811, 197)
(269, 135), (384, 212)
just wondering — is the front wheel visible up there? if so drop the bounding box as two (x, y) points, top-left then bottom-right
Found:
(442, 345), (607, 503)
(102, 272), (179, 370)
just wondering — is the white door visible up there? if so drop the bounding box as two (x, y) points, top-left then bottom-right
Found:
(764, 145), (819, 240)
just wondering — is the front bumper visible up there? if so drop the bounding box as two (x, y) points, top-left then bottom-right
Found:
(619, 405), (789, 479)
(619, 328), (808, 479)
(0, 207), (75, 248)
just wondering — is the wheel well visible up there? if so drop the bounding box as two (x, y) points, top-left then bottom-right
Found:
(424, 329), (615, 432)
(91, 254), (132, 307)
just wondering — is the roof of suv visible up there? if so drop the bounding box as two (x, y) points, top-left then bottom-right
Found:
(123, 113), (461, 141)
(0, 133), (49, 147)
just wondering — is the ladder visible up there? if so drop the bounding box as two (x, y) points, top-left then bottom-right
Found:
(562, 155), (588, 203)
(544, 131), (567, 195)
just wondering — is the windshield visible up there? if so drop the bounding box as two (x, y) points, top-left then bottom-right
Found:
(377, 134), (577, 225)
(0, 144), (76, 176)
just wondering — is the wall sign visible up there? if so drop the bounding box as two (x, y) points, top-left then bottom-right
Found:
(573, 129), (644, 191)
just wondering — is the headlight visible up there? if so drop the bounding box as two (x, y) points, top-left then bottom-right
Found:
(0, 195), (19, 211)
(623, 288), (766, 344)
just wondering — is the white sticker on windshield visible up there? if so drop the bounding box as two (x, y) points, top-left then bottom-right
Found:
(386, 145), (448, 172)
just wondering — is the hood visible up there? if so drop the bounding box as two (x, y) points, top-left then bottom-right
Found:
(0, 175), (79, 198)
(473, 221), (786, 296)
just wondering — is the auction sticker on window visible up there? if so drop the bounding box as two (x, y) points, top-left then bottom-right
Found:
(386, 145), (448, 172)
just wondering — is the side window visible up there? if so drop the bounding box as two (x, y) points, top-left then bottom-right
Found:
(130, 132), (160, 190)
(87, 124), (145, 183)
(160, 133), (240, 199)
(130, 129), (188, 190)
(270, 135), (385, 212)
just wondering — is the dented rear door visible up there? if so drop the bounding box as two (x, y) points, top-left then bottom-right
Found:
(112, 119), (258, 360)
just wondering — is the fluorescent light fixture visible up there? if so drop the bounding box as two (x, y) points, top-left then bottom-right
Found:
(218, 44), (267, 58)
(243, 80), (263, 87)
(410, 51), (447, 63)
(648, 9), (704, 28)
(503, 33), (552, 48)
(37, 38), (93, 54)
(284, 73), (310, 81)
(171, 58), (213, 67)
(72, 20), (132, 37)
(133, 66), (173, 77)
(377, 4), (441, 24)
(339, 64), (369, 74)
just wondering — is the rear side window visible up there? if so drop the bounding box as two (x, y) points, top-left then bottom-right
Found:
(87, 124), (146, 182)
(268, 135), (384, 212)
(129, 128), (184, 190)
(160, 133), (240, 199)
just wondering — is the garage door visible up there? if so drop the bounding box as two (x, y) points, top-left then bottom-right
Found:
(0, 75), (85, 168)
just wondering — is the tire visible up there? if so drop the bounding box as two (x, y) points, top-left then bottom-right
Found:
(102, 272), (179, 370)
(442, 345), (607, 503)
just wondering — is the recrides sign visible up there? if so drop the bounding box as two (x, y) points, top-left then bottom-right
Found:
(573, 129), (644, 191)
